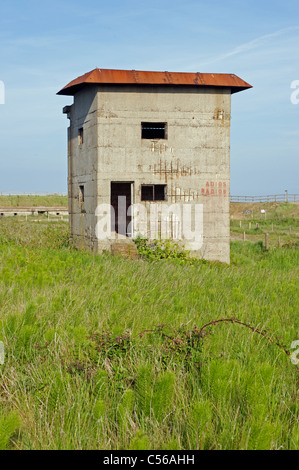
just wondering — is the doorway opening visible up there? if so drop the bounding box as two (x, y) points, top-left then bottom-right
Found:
(110, 182), (133, 237)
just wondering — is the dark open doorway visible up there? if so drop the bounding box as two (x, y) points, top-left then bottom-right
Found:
(111, 182), (132, 237)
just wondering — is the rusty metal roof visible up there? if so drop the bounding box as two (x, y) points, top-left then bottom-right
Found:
(57, 68), (252, 95)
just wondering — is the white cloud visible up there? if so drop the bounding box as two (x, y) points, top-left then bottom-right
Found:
(197, 26), (299, 67)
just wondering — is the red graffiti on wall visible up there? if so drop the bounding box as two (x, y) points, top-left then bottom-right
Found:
(202, 181), (227, 196)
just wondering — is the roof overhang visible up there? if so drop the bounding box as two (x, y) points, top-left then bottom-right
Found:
(57, 68), (252, 96)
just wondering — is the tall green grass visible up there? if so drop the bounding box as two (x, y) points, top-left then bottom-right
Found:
(0, 218), (298, 449)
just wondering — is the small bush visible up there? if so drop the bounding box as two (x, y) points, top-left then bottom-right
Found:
(134, 236), (207, 265)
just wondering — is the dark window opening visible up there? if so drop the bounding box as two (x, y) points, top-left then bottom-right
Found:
(79, 185), (85, 203)
(78, 127), (84, 145)
(141, 185), (153, 201)
(154, 184), (167, 201)
(141, 122), (167, 139)
(141, 184), (166, 201)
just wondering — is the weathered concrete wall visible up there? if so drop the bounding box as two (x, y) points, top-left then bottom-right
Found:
(67, 86), (99, 251)
(68, 84), (231, 263)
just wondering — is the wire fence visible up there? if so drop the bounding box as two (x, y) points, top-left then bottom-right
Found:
(0, 192), (298, 203)
(230, 194), (298, 203)
(0, 192), (67, 196)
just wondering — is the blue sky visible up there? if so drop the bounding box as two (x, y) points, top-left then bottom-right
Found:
(0, 0), (298, 195)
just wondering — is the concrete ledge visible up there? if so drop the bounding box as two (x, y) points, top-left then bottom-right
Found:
(0, 207), (68, 217)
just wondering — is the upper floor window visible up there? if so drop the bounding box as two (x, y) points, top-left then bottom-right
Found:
(141, 122), (167, 139)
(78, 127), (84, 145)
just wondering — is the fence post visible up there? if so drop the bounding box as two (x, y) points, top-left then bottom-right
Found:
(243, 232), (246, 241)
(265, 233), (269, 251)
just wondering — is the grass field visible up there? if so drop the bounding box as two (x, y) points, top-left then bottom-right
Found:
(230, 202), (299, 248)
(0, 203), (298, 450)
(0, 194), (68, 208)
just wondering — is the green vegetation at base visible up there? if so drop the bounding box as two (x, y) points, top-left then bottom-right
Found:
(0, 216), (298, 450)
(134, 236), (209, 264)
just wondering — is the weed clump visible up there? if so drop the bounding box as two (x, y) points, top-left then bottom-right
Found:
(134, 236), (208, 265)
